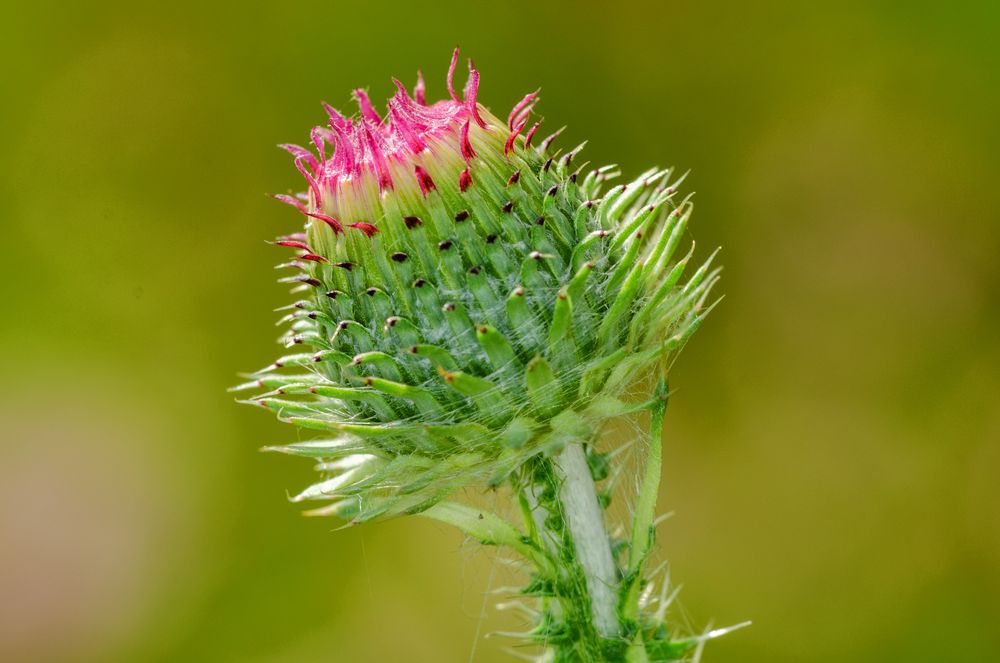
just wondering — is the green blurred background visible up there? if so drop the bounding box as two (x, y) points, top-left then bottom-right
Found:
(2, 1), (998, 661)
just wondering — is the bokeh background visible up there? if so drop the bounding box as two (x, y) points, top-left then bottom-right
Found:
(2, 1), (998, 661)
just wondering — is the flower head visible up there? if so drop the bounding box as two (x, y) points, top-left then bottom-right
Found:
(236, 49), (720, 523)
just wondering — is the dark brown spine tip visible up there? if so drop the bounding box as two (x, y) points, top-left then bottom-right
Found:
(547, 185), (558, 197)
(412, 278), (426, 288)
(454, 210), (470, 222)
(300, 277), (322, 287)
(558, 291), (567, 300)
(501, 200), (514, 214)
(338, 321), (350, 330)
(311, 355), (322, 362)
(438, 240), (453, 251)
(294, 301), (306, 308)
(308, 386), (317, 393)
(324, 290), (340, 299)
(543, 157), (554, 172)
(507, 170), (521, 186)
(534, 216), (545, 226)
(307, 312), (318, 319)
(478, 325), (489, 334)
(485, 234), (498, 244)
(391, 252), (408, 262)
(569, 171), (578, 184)
(468, 265), (481, 275)
(443, 302), (456, 312)
(512, 286), (525, 297)
(386, 316), (399, 327)
(403, 215), (423, 229)
(585, 200), (595, 209)
(530, 251), (544, 260)
(365, 287), (378, 296)
(561, 152), (574, 166)
(334, 261), (354, 271)
(408, 345), (419, 354)
(292, 336), (303, 344)
(364, 377), (374, 386)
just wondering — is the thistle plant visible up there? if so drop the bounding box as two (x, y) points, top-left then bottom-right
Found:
(236, 50), (734, 661)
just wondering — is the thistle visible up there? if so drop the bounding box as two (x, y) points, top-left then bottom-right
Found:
(236, 50), (734, 661)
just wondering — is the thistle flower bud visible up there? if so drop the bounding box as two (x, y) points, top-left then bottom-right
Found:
(238, 49), (727, 660)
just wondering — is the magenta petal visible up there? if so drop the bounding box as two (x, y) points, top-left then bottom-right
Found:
(354, 89), (383, 126)
(446, 48), (460, 101)
(463, 59), (487, 128)
(279, 144), (318, 171)
(414, 70), (427, 105)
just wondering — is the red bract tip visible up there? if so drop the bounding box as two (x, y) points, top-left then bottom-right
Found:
(272, 194), (307, 213)
(299, 253), (329, 263)
(414, 71), (426, 105)
(460, 120), (476, 162)
(524, 120), (543, 149)
(349, 222), (379, 237)
(305, 211), (344, 234)
(504, 120), (527, 156)
(459, 167), (473, 192)
(414, 165), (436, 195)
(272, 239), (310, 250)
(508, 89), (539, 130)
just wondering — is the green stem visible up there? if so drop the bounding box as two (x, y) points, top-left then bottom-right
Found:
(552, 440), (620, 639)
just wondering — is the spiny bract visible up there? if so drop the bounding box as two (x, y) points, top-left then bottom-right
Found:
(236, 50), (720, 524)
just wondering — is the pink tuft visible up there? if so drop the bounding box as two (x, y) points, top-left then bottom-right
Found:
(282, 50), (523, 209)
